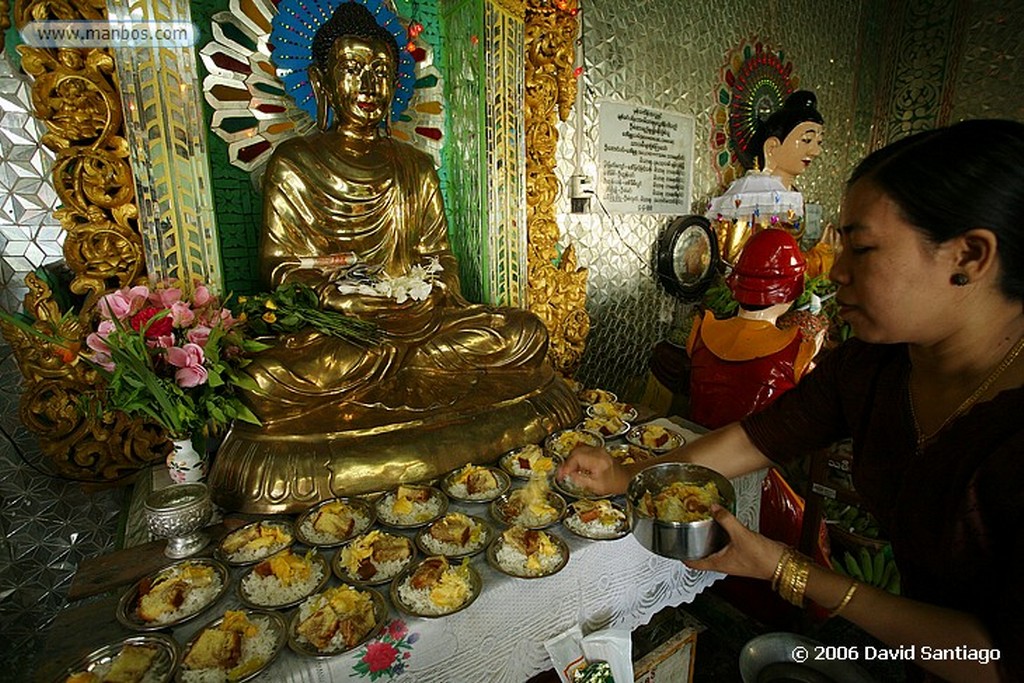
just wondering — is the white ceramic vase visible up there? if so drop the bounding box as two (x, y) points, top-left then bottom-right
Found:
(167, 436), (206, 484)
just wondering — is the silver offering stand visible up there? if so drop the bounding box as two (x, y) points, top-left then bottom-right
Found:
(144, 483), (213, 558)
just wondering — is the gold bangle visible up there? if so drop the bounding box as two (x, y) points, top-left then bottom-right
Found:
(790, 556), (810, 607)
(777, 553), (796, 603)
(776, 551), (810, 607)
(830, 581), (859, 618)
(770, 547), (792, 592)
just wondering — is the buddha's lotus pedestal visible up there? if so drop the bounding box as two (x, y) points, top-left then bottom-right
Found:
(209, 372), (580, 514)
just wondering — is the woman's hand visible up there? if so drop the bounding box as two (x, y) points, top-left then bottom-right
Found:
(556, 445), (631, 496)
(685, 504), (786, 581)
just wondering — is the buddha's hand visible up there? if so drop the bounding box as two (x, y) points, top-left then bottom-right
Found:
(684, 504), (786, 581)
(556, 446), (629, 496)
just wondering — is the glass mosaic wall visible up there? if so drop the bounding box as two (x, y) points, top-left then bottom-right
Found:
(554, 0), (1024, 399)
(0, 55), (64, 314)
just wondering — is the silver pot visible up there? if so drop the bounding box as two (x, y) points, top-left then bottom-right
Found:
(144, 483), (212, 558)
(626, 462), (736, 561)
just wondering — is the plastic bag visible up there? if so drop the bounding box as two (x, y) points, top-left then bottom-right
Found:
(760, 468), (829, 566)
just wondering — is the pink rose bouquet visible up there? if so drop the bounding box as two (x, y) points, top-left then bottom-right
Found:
(85, 282), (266, 438)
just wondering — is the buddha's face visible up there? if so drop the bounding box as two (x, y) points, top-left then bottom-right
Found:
(766, 122), (824, 189)
(324, 35), (396, 132)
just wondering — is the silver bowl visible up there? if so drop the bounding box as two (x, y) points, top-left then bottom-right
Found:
(626, 463), (735, 561)
(144, 483), (212, 558)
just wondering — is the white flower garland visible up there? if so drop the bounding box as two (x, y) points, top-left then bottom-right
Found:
(335, 257), (444, 304)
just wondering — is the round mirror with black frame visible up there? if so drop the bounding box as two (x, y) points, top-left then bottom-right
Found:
(655, 215), (720, 301)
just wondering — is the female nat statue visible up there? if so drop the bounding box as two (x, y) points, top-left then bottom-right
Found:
(210, 1), (578, 513)
(750, 90), (825, 191)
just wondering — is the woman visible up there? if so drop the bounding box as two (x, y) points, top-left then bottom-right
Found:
(559, 119), (1024, 682)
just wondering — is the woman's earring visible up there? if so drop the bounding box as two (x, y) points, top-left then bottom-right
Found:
(951, 273), (969, 286)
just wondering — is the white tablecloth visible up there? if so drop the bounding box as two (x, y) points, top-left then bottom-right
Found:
(176, 423), (764, 683)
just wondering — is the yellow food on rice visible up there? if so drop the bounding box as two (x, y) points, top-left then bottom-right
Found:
(393, 489), (414, 515)
(265, 550), (312, 586)
(519, 476), (556, 518)
(429, 561), (472, 608)
(222, 523), (290, 555)
(326, 585), (374, 615)
(641, 481), (720, 522)
(452, 464), (479, 484)
(341, 530), (381, 574)
(137, 562), (216, 622)
(221, 610), (259, 638)
(311, 501), (355, 537)
(526, 533), (557, 572)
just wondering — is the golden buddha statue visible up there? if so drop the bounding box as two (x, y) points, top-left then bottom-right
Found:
(209, 1), (579, 513)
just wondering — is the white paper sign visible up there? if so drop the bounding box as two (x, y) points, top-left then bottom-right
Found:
(597, 101), (694, 214)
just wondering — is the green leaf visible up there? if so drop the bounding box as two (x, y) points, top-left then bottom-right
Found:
(207, 368), (225, 388)
(242, 339), (272, 352)
(230, 373), (259, 391)
(232, 403), (261, 425)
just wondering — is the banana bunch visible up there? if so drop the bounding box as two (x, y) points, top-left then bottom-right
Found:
(823, 499), (881, 539)
(832, 546), (901, 595)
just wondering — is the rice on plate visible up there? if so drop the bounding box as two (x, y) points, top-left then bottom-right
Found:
(375, 484), (447, 527)
(552, 473), (612, 501)
(217, 520), (293, 565)
(490, 476), (566, 529)
(239, 548), (328, 609)
(577, 388), (617, 405)
(179, 609), (285, 683)
(295, 497), (374, 546)
(415, 512), (492, 558)
(577, 415), (629, 439)
(392, 556), (481, 617)
(442, 464), (509, 502)
(334, 529), (415, 585)
(626, 424), (685, 453)
(607, 443), (654, 465)
(499, 444), (559, 479)
(563, 499), (629, 540)
(488, 525), (568, 578)
(120, 559), (227, 629)
(291, 585), (383, 655)
(61, 635), (176, 683)
(586, 401), (638, 421)
(543, 428), (604, 459)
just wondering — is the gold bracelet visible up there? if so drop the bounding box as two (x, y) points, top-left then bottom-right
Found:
(830, 581), (859, 618)
(776, 551), (811, 607)
(770, 547), (792, 592)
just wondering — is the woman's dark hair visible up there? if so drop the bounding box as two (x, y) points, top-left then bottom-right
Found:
(312, 2), (399, 74)
(749, 90), (824, 169)
(848, 119), (1024, 301)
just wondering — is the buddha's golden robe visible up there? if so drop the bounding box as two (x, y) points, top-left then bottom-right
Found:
(210, 135), (579, 512)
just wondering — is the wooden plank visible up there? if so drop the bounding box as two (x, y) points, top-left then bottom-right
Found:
(67, 517), (249, 601)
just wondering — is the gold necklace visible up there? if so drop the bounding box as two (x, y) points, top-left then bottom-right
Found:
(909, 334), (1024, 450)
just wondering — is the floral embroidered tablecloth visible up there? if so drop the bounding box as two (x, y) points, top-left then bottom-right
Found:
(175, 422), (764, 683)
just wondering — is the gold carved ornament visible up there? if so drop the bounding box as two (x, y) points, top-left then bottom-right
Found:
(524, 0), (589, 377)
(1, 0), (168, 479)
(1, 0), (10, 52)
